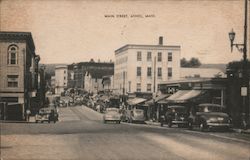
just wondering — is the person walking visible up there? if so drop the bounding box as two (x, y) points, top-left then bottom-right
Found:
(26, 109), (31, 122)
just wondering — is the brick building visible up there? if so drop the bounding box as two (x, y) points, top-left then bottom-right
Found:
(67, 61), (114, 90)
(0, 32), (42, 120)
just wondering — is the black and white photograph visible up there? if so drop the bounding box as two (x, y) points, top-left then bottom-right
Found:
(0, 0), (250, 159)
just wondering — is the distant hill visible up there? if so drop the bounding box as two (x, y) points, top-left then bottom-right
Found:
(199, 64), (227, 73)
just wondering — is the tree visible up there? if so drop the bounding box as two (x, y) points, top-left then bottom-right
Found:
(181, 57), (201, 68)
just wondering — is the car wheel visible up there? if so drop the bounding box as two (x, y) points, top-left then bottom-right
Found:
(199, 122), (207, 132)
(54, 120), (56, 123)
(35, 120), (38, 123)
(48, 120), (50, 123)
(41, 121), (44, 123)
(168, 121), (172, 128)
(160, 122), (164, 127)
(188, 122), (193, 130)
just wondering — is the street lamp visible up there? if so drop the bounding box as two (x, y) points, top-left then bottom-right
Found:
(228, 0), (249, 129)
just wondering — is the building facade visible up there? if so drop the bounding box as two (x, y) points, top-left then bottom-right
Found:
(67, 61), (114, 90)
(55, 65), (68, 95)
(114, 37), (181, 94)
(0, 32), (41, 120)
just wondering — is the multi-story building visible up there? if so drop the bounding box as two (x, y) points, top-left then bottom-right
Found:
(248, 1), (250, 60)
(67, 61), (114, 89)
(84, 71), (114, 94)
(0, 32), (41, 120)
(114, 37), (181, 94)
(55, 65), (67, 95)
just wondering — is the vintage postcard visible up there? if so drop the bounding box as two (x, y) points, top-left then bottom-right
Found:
(0, 0), (249, 160)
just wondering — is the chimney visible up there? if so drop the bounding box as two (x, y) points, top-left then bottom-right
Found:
(159, 36), (163, 45)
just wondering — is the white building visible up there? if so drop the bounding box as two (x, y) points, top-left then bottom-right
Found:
(55, 65), (68, 95)
(84, 71), (103, 94)
(114, 37), (181, 94)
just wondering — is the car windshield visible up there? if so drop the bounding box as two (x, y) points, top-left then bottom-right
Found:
(39, 109), (51, 114)
(199, 105), (224, 113)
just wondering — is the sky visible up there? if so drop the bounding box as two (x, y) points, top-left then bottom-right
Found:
(0, 0), (247, 64)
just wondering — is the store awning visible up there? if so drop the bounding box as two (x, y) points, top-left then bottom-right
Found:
(127, 97), (147, 106)
(167, 90), (205, 103)
(167, 90), (190, 101)
(146, 94), (170, 104)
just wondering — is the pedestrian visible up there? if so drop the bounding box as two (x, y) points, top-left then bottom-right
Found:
(26, 109), (31, 122)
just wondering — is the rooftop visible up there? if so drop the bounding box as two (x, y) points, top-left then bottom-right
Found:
(115, 44), (181, 55)
(0, 31), (35, 51)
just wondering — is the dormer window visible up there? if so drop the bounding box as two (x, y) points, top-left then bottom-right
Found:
(8, 45), (18, 65)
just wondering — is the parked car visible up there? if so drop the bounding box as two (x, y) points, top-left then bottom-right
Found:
(162, 105), (189, 128)
(124, 107), (145, 123)
(69, 99), (74, 106)
(103, 108), (121, 124)
(35, 107), (58, 123)
(188, 103), (232, 131)
(59, 100), (66, 107)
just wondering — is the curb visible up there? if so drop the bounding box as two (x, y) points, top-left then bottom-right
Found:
(145, 121), (161, 126)
(232, 129), (250, 134)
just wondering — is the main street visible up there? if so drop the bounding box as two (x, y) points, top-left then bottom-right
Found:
(1, 106), (250, 160)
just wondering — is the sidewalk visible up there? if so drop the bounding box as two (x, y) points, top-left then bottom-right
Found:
(145, 120), (250, 134)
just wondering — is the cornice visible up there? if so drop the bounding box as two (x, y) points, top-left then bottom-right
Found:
(115, 44), (181, 55)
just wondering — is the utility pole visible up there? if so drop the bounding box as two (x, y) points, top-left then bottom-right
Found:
(228, 0), (249, 129)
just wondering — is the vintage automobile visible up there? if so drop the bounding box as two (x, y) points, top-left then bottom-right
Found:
(59, 100), (66, 107)
(35, 107), (58, 123)
(103, 108), (121, 124)
(162, 105), (189, 128)
(187, 103), (232, 131)
(124, 107), (146, 123)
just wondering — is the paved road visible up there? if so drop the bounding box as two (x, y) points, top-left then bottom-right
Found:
(1, 105), (250, 160)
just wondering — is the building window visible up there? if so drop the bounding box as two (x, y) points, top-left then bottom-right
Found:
(168, 52), (172, 62)
(64, 76), (66, 80)
(137, 51), (142, 61)
(147, 84), (152, 92)
(137, 67), (141, 76)
(8, 45), (18, 65)
(168, 67), (172, 77)
(147, 67), (152, 77)
(158, 67), (162, 77)
(136, 83), (141, 92)
(64, 70), (66, 74)
(147, 52), (152, 61)
(7, 75), (18, 87)
(157, 52), (162, 62)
